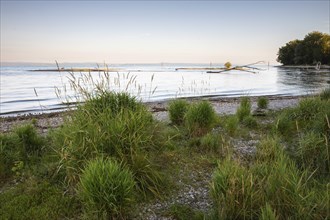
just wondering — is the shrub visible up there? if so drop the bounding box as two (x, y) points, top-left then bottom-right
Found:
(168, 99), (189, 125)
(79, 158), (135, 219)
(236, 97), (251, 122)
(257, 97), (269, 109)
(185, 101), (217, 136)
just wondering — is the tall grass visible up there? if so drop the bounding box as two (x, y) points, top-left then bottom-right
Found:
(236, 97), (251, 122)
(257, 97), (269, 109)
(0, 123), (45, 179)
(274, 97), (330, 176)
(53, 92), (164, 197)
(79, 158), (135, 219)
(211, 137), (328, 219)
(185, 101), (217, 137)
(168, 99), (189, 125)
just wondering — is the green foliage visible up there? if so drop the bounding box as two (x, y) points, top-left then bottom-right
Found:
(211, 140), (327, 219)
(79, 158), (135, 219)
(274, 97), (330, 176)
(53, 92), (164, 196)
(277, 31), (330, 65)
(259, 203), (278, 220)
(242, 115), (258, 128)
(257, 97), (269, 109)
(185, 101), (217, 137)
(236, 97), (251, 122)
(200, 133), (220, 152)
(0, 123), (45, 179)
(224, 115), (239, 136)
(0, 179), (80, 219)
(224, 61), (232, 69)
(167, 203), (204, 220)
(168, 99), (189, 125)
(14, 123), (45, 157)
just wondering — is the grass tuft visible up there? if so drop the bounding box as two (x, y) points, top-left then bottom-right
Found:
(185, 101), (217, 137)
(257, 97), (269, 109)
(79, 157), (135, 219)
(236, 97), (251, 122)
(168, 99), (190, 125)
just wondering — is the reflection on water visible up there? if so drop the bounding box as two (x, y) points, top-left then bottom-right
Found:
(0, 64), (329, 116)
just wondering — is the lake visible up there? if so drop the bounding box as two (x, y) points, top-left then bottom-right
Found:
(1, 63), (329, 116)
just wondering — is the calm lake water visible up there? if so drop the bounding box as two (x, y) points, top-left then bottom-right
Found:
(1, 63), (329, 116)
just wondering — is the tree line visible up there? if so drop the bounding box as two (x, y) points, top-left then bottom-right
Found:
(277, 31), (330, 65)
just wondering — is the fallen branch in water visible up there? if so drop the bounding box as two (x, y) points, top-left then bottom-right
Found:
(207, 61), (266, 74)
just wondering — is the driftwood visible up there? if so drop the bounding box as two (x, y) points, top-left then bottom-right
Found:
(207, 61), (266, 74)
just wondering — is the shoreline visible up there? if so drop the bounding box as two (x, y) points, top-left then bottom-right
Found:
(0, 94), (310, 133)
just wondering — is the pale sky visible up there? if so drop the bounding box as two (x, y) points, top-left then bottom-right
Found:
(1, 0), (329, 64)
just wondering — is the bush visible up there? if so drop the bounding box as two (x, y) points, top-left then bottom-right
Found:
(185, 101), (217, 136)
(168, 99), (189, 125)
(236, 97), (251, 122)
(79, 158), (135, 219)
(257, 97), (269, 109)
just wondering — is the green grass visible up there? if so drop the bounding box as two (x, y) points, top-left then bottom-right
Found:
(168, 99), (190, 125)
(320, 87), (330, 100)
(236, 97), (251, 122)
(1, 91), (329, 219)
(185, 101), (217, 137)
(257, 97), (269, 109)
(79, 157), (135, 219)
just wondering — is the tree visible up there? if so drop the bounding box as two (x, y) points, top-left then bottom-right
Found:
(277, 31), (330, 65)
(277, 40), (301, 65)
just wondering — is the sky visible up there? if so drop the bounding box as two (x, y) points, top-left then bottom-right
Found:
(1, 0), (329, 64)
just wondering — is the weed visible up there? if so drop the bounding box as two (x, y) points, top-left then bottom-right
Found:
(168, 99), (189, 125)
(257, 97), (269, 109)
(79, 158), (135, 219)
(185, 101), (217, 136)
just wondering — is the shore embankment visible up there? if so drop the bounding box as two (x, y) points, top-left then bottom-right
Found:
(0, 95), (307, 134)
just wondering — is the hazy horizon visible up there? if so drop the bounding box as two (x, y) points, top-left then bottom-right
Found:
(1, 1), (329, 65)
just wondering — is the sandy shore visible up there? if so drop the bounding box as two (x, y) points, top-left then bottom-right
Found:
(0, 95), (308, 134)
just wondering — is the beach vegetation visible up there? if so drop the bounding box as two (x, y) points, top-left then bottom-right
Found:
(79, 158), (135, 219)
(168, 99), (190, 125)
(185, 101), (217, 136)
(236, 96), (251, 122)
(257, 96), (269, 109)
(1, 90), (329, 219)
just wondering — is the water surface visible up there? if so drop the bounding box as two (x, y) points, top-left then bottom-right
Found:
(1, 63), (329, 116)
